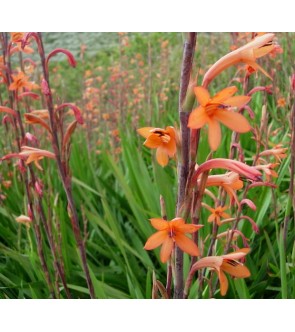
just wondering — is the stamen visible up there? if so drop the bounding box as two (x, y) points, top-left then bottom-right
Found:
(260, 41), (273, 48)
(161, 134), (170, 143)
(153, 130), (165, 136)
(226, 259), (239, 267)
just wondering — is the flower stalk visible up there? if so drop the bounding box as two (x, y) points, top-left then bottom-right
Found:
(174, 32), (197, 299)
(31, 32), (95, 298)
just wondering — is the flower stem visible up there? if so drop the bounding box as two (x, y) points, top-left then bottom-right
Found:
(174, 32), (197, 299)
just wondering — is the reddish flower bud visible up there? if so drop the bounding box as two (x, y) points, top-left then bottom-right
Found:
(2, 115), (13, 126)
(0, 106), (17, 117)
(46, 48), (77, 68)
(291, 73), (295, 93)
(18, 92), (40, 100)
(41, 78), (50, 95)
(25, 132), (39, 145)
(16, 159), (27, 173)
(28, 204), (34, 220)
(35, 179), (43, 196)
(240, 199), (257, 211)
(56, 103), (84, 124)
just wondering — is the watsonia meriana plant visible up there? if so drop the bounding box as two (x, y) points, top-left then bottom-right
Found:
(1, 32), (94, 298)
(138, 32), (287, 299)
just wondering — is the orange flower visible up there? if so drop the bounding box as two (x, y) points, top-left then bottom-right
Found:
(192, 158), (262, 186)
(202, 204), (230, 225)
(9, 72), (33, 91)
(10, 32), (24, 43)
(189, 248), (250, 296)
(203, 33), (276, 87)
(10, 32), (34, 54)
(137, 126), (177, 167)
(204, 172), (243, 205)
(102, 113), (110, 121)
(188, 86), (251, 151)
(277, 98), (286, 108)
(30, 109), (49, 118)
(259, 144), (288, 162)
(15, 214), (32, 227)
(144, 217), (203, 263)
(19, 146), (55, 170)
(255, 163), (279, 181)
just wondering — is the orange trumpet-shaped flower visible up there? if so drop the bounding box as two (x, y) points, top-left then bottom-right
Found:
(204, 172), (243, 205)
(188, 86), (251, 151)
(19, 146), (55, 170)
(191, 158), (262, 187)
(189, 248), (250, 296)
(202, 33), (276, 87)
(137, 126), (177, 167)
(144, 217), (203, 263)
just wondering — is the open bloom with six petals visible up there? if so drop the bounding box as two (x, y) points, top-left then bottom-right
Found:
(144, 217), (203, 263)
(189, 248), (251, 296)
(9, 72), (35, 91)
(202, 204), (231, 226)
(188, 86), (251, 151)
(137, 126), (177, 167)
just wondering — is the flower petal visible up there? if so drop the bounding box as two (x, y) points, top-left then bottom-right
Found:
(174, 232), (200, 256)
(164, 137), (177, 157)
(188, 106), (208, 129)
(223, 96), (251, 108)
(219, 270), (229, 296)
(160, 237), (174, 263)
(156, 147), (169, 166)
(150, 218), (168, 231)
(212, 86), (237, 103)
(222, 261), (251, 278)
(191, 256), (223, 271)
(208, 214), (215, 223)
(254, 44), (275, 59)
(176, 224), (203, 234)
(246, 60), (272, 80)
(215, 110), (251, 133)
(221, 212), (231, 219)
(208, 119), (221, 151)
(170, 217), (185, 227)
(223, 185), (240, 206)
(165, 126), (176, 139)
(222, 248), (250, 260)
(137, 127), (155, 139)
(144, 134), (162, 149)
(194, 86), (210, 106)
(144, 230), (167, 250)
(216, 215), (221, 225)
